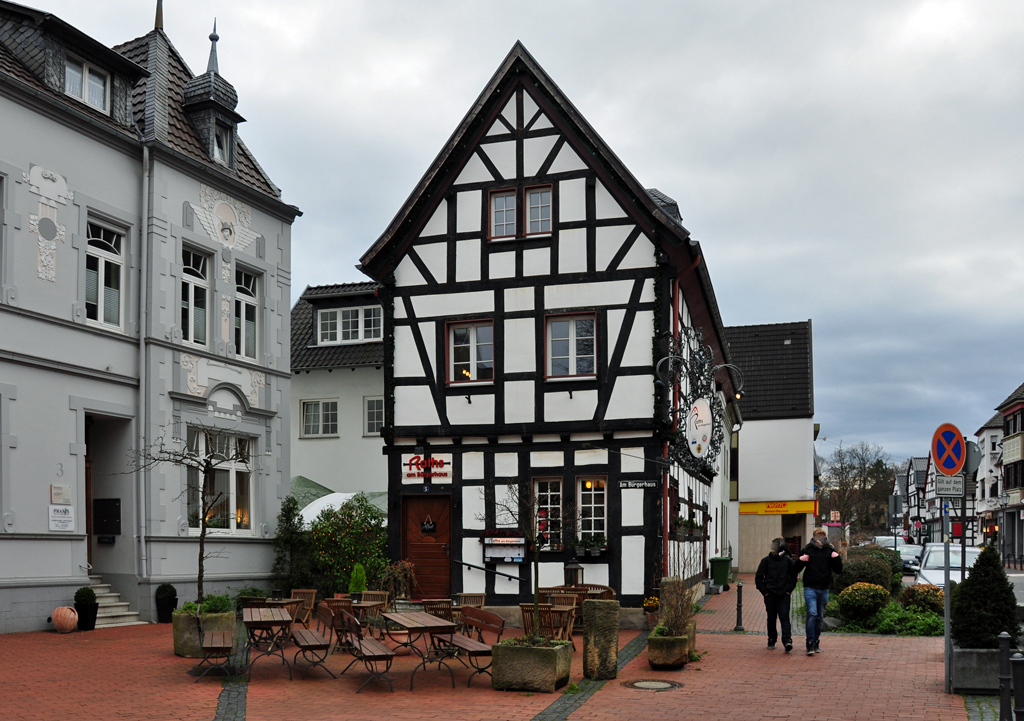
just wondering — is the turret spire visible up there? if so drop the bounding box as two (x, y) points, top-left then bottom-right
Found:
(154, 0), (163, 30)
(206, 20), (219, 75)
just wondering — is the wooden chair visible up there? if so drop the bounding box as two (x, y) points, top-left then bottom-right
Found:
(194, 614), (236, 682)
(421, 598), (454, 622)
(360, 590), (389, 609)
(324, 598), (354, 653)
(291, 602), (336, 679)
(338, 610), (396, 693)
(278, 599), (304, 649)
(519, 603), (556, 640)
(456, 593), (485, 609)
(579, 583), (616, 600)
(290, 589), (317, 628)
(437, 606), (506, 687)
(239, 596), (268, 609)
(333, 593), (351, 599)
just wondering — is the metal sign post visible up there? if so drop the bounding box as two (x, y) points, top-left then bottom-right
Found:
(944, 506), (951, 694)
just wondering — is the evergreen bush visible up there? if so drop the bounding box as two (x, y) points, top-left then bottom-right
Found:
(899, 584), (944, 615)
(270, 495), (317, 595)
(831, 556), (893, 596)
(199, 593), (232, 614)
(311, 494), (387, 595)
(349, 562), (367, 594)
(950, 545), (1019, 649)
(155, 583), (177, 599)
(848, 545), (902, 592)
(838, 582), (890, 622)
(74, 586), (96, 605)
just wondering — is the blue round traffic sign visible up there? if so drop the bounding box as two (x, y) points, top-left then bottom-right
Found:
(931, 423), (965, 476)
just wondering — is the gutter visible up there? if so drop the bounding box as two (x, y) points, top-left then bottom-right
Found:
(136, 143), (151, 583)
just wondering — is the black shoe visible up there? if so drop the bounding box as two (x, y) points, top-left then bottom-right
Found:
(784, 643), (793, 653)
(806, 645), (814, 656)
(767, 642), (776, 650)
(814, 641), (821, 654)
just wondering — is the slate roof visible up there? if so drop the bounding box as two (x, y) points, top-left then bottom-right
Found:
(113, 32), (279, 198)
(291, 283), (385, 371)
(724, 321), (813, 420)
(646, 188), (682, 223)
(976, 411), (1004, 437)
(997, 382), (1024, 412)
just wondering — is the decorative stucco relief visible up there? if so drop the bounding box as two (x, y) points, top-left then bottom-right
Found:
(24, 167), (71, 283)
(188, 184), (258, 251)
(249, 371), (265, 407)
(180, 353), (207, 396)
(23, 166), (73, 205)
(221, 295), (231, 341)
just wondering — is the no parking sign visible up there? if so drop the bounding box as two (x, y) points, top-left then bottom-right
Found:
(931, 423), (965, 476)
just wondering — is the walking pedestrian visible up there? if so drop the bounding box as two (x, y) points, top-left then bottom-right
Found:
(794, 528), (843, 656)
(755, 537), (797, 652)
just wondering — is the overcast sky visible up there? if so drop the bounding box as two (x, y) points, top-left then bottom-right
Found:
(39, 0), (1024, 462)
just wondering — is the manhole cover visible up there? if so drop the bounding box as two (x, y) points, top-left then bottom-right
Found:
(621, 679), (682, 691)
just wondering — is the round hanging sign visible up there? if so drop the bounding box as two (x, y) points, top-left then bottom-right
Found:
(687, 398), (713, 459)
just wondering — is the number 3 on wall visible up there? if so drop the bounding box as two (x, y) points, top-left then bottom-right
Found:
(56, 463), (63, 477)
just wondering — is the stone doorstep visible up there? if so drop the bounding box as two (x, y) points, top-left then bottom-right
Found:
(95, 593), (120, 604)
(95, 612), (142, 625)
(97, 602), (131, 614)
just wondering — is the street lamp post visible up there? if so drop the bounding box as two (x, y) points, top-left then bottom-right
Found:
(999, 492), (1009, 567)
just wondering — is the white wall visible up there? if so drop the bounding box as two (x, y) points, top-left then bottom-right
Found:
(290, 365), (386, 494)
(738, 417), (815, 502)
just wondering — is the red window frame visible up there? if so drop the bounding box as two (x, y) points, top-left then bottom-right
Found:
(488, 188), (518, 241)
(543, 312), (598, 380)
(444, 318), (496, 385)
(523, 184), (553, 237)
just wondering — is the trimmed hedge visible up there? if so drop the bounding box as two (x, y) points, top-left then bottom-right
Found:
(899, 584), (944, 616)
(838, 582), (890, 622)
(831, 556), (893, 596)
(848, 545), (902, 592)
(950, 545), (1019, 649)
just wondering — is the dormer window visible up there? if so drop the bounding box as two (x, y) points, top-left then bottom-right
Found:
(65, 57), (108, 112)
(318, 306), (382, 345)
(214, 125), (230, 164)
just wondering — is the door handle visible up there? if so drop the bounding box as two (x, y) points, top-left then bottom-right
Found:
(443, 543), (450, 557)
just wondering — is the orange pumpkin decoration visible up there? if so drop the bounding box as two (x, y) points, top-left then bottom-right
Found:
(51, 606), (78, 633)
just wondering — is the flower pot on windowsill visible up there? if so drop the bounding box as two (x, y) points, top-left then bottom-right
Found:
(588, 547), (603, 557)
(574, 546), (586, 558)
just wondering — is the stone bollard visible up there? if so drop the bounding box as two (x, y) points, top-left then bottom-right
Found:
(1000, 632), (1012, 721)
(583, 599), (619, 680)
(1011, 653), (1024, 721)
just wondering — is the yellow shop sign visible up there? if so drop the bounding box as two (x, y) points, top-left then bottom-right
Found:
(739, 500), (818, 515)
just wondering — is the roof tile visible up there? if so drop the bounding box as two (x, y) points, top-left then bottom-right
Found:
(724, 321), (813, 420)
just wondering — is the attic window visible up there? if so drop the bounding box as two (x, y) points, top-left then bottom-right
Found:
(65, 57), (108, 112)
(214, 125), (230, 164)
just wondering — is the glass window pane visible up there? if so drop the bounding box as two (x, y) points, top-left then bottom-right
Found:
(193, 286), (206, 345)
(341, 309), (359, 340)
(551, 320), (570, 339)
(181, 282), (190, 339)
(364, 307), (382, 339)
(207, 469), (230, 529)
(187, 467), (201, 529)
(303, 401), (319, 435)
(244, 304), (256, 358)
(477, 361), (493, 380)
(322, 401), (338, 435)
(575, 318), (594, 338)
(453, 345), (470, 365)
(87, 69), (106, 108)
(476, 324), (492, 344)
(551, 358), (570, 376)
(454, 362), (472, 381)
(453, 327), (470, 345)
(65, 59), (83, 97)
(576, 357), (595, 375)
(235, 472), (250, 530)
(86, 255), (99, 320)
(576, 337), (594, 356)
(551, 339), (569, 358)
(103, 262), (120, 326)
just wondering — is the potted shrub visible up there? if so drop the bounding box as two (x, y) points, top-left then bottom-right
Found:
(155, 583), (177, 623)
(491, 637), (573, 693)
(648, 576), (699, 669)
(837, 582), (889, 624)
(643, 596), (659, 629)
(587, 535), (607, 557)
(950, 545), (1020, 693)
(573, 537), (587, 558)
(172, 593), (236, 658)
(348, 562), (367, 603)
(74, 586), (99, 631)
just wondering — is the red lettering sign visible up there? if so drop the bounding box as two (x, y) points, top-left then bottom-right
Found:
(404, 455), (449, 479)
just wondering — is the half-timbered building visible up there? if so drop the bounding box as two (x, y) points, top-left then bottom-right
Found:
(358, 43), (742, 606)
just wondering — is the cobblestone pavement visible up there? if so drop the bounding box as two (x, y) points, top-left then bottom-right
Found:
(0, 599), (981, 721)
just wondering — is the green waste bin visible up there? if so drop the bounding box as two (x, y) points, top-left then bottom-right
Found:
(710, 557), (732, 588)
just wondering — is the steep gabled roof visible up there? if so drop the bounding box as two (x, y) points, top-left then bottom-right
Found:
(976, 411), (1004, 437)
(724, 321), (813, 420)
(291, 283), (385, 372)
(113, 30), (279, 198)
(996, 382), (1024, 413)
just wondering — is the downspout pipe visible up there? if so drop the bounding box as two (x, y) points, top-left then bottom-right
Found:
(137, 143), (150, 583)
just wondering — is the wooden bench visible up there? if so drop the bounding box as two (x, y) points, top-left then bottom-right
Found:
(338, 610), (396, 693)
(194, 617), (236, 683)
(291, 603), (337, 679)
(436, 606), (505, 687)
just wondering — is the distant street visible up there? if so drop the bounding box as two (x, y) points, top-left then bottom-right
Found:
(1008, 572), (1024, 605)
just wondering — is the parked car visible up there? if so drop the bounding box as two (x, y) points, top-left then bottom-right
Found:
(897, 545), (924, 575)
(913, 543), (982, 588)
(871, 535), (908, 548)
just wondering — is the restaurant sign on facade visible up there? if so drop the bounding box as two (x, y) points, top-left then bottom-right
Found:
(739, 500), (817, 515)
(403, 455), (451, 480)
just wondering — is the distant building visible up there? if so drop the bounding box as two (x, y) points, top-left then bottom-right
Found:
(995, 383), (1024, 561)
(0, 2), (299, 631)
(290, 282), (386, 496)
(900, 457), (929, 544)
(724, 321), (816, 573)
(974, 412), (1004, 544)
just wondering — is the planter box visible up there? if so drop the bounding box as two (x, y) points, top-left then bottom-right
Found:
(155, 597), (177, 624)
(648, 635), (690, 669)
(491, 644), (572, 693)
(75, 602), (98, 632)
(172, 612), (236, 658)
(951, 642), (1017, 694)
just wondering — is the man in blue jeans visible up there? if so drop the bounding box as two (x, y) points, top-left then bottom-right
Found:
(794, 527), (843, 656)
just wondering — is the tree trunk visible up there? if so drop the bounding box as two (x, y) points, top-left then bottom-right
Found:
(197, 460), (212, 604)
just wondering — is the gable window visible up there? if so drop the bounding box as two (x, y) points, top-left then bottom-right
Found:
(448, 321), (493, 383)
(535, 478), (562, 550)
(65, 57), (108, 112)
(578, 477), (606, 540)
(214, 125), (230, 164)
(186, 429), (253, 532)
(234, 269), (258, 360)
(319, 306), (382, 344)
(85, 222), (123, 329)
(364, 396), (384, 436)
(547, 315), (595, 377)
(490, 190), (516, 239)
(301, 400), (338, 437)
(181, 249), (209, 346)
(526, 186), (552, 235)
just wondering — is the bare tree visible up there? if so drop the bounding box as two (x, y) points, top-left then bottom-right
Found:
(129, 423), (250, 603)
(820, 442), (895, 533)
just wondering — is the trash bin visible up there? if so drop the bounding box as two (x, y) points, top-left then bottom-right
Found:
(710, 557), (732, 588)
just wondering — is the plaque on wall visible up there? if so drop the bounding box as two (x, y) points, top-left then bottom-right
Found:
(48, 505), (74, 532)
(50, 483), (72, 505)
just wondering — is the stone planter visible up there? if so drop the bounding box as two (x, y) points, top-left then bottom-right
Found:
(172, 612), (236, 658)
(491, 643), (573, 693)
(950, 642), (1015, 693)
(648, 635), (690, 669)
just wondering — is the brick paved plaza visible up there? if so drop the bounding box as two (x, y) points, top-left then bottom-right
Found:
(1, 581), (971, 721)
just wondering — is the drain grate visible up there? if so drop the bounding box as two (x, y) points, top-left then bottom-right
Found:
(621, 679), (683, 691)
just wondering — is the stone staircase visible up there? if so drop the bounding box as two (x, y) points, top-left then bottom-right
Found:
(89, 575), (147, 628)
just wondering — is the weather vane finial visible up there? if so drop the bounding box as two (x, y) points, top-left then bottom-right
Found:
(207, 19), (219, 74)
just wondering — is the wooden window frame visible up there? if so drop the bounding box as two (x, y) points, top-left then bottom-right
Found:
(488, 188), (518, 241)
(524, 184), (553, 238)
(85, 220), (125, 331)
(234, 268), (259, 361)
(64, 55), (109, 113)
(544, 312), (597, 380)
(364, 396), (385, 436)
(534, 476), (563, 551)
(577, 475), (607, 540)
(181, 247), (210, 347)
(445, 318), (495, 385)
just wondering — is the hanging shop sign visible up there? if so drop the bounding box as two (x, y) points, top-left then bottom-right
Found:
(739, 500), (818, 515)
(421, 515), (436, 533)
(404, 455), (450, 480)
(687, 398), (713, 459)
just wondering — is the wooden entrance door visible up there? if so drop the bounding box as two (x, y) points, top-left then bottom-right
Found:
(402, 496), (451, 599)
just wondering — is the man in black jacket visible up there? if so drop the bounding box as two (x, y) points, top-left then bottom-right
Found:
(794, 527), (844, 656)
(755, 537), (798, 652)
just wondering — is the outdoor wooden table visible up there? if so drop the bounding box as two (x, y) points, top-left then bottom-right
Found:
(352, 600), (385, 622)
(382, 611), (459, 690)
(242, 607), (294, 680)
